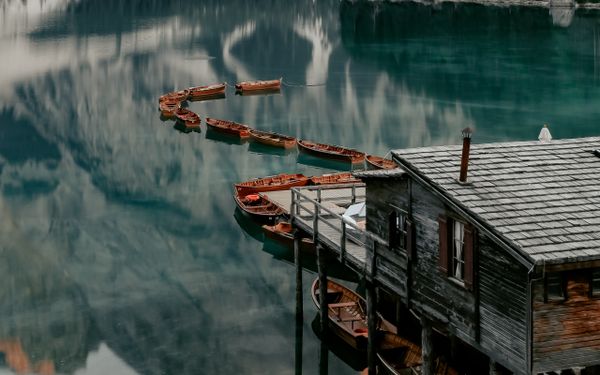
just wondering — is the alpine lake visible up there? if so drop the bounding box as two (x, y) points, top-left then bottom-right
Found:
(1, 1), (600, 374)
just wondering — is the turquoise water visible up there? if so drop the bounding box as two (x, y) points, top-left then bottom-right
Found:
(0, 1), (599, 374)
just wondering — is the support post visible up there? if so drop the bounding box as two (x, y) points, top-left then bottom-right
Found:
(489, 360), (502, 375)
(367, 281), (378, 375)
(313, 202), (320, 243)
(294, 231), (303, 375)
(317, 245), (328, 336)
(340, 220), (346, 263)
(421, 317), (434, 375)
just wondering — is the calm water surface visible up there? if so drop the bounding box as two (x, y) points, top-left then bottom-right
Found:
(1, 1), (600, 374)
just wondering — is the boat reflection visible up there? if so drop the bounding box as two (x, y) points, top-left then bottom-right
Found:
(297, 153), (357, 172)
(233, 208), (265, 242)
(248, 141), (296, 157)
(205, 128), (249, 146)
(0, 340), (55, 375)
(235, 88), (281, 97)
(188, 93), (226, 102)
(173, 122), (201, 134)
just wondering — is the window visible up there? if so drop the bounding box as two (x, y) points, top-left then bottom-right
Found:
(388, 207), (415, 258)
(389, 209), (407, 250)
(438, 215), (475, 290)
(452, 220), (465, 281)
(591, 269), (600, 298)
(545, 273), (565, 302)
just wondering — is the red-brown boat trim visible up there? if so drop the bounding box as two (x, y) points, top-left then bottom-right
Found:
(310, 278), (396, 351)
(310, 172), (362, 185)
(188, 83), (226, 99)
(366, 154), (398, 170)
(159, 89), (190, 103)
(262, 222), (315, 253)
(235, 78), (282, 92)
(298, 140), (365, 164)
(205, 118), (251, 138)
(174, 108), (201, 128)
(235, 173), (309, 196)
(249, 129), (296, 148)
(159, 99), (181, 117)
(233, 193), (285, 222)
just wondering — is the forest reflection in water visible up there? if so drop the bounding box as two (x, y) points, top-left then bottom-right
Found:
(0, 0), (599, 374)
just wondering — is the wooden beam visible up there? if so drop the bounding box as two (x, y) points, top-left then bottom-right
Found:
(367, 282), (377, 375)
(421, 317), (435, 375)
(317, 244), (328, 336)
(294, 231), (303, 375)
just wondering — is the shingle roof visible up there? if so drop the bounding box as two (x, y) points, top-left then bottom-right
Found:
(392, 137), (600, 265)
(353, 168), (405, 179)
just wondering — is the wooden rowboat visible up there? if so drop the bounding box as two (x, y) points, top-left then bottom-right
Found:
(233, 193), (285, 222)
(366, 155), (398, 170)
(205, 118), (251, 138)
(174, 108), (201, 129)
(159, 99), (181, 118)
(249, 129), (296, 148)
(235, 78), (282, 92)
(310, 278), (396, 351)
(298, 140), (365, 164)
(262, 222), (315, 253)
(378, 332), (459, 375)
(159, 89), (190, 103)
(235, 173), (309, 196)
(188, 83), (226, 99)
(310, 172), (362, 185)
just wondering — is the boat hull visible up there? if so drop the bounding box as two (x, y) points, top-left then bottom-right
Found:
(235, 174), (309, 196)
(159, 100), (181, 118)
(233, 193), (285, 223)
(310, 278), (371, 351)
(366, 155), (398, 170)
(249, 130), (296, 148)
(159, 90), (189, 103)
(262, 223), (315, 253)
(188, 83), (226, 99)
(310, 172), (361, 185)
(175, 109), (201, 129)
(235, 78), (282, 92)
(206, 118), (251, 138)
(298, 140), (365, 164)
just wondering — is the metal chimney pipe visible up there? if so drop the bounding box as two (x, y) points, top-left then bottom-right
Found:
(459, 127), (473, 183)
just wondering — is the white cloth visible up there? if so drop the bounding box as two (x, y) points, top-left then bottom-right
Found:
(539, 126), (552, 143)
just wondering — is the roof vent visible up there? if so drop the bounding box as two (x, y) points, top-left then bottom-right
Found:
(538, 124), (552, 143)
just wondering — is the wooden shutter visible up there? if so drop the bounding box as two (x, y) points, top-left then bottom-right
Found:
(438, 216), (449, 275)
(463, 224), (475, 291)
(406, 217), (415, 259)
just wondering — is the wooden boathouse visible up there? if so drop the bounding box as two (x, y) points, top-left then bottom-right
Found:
(285, 135), (600, 374)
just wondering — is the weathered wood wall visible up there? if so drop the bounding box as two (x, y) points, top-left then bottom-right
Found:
(365, 177), (529, 373)
(533, 272), (600, 373)
(478, 236), (528, 372)
(365, 178), (409, 298)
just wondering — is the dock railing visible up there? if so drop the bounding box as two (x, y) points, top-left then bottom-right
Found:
(290, 184), (388, 276)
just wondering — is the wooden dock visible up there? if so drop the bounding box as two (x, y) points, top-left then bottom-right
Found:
(262, 184), (370, 273)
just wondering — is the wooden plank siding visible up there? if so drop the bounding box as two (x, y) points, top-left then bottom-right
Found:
(533, 273), (600, 372)
(364, 176), (530, 374)
(478, 236), (528, 372)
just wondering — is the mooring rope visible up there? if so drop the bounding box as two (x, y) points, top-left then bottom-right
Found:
(281, 79), (326, 87)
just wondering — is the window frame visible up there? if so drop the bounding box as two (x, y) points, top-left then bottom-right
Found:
(544, 272), (565, 303)
(388, 206), (409, 252)
(590, 269), (600, 298)
(451, 219), (466, 283)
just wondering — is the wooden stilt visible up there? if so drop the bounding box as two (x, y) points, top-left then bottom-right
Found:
(319, 335), (329, 375)
(294, 231), (303, 375)
(367, 281), (378, 375)
(317, 244), (328, 336)
(489, 360), (502, 375)
(421, 317), (434, 375)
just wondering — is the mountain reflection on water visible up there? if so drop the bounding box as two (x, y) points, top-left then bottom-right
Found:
(0, 0), (600, 374)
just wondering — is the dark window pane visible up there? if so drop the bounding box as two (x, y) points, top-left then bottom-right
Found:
(592, 269), (600, 297)
(546, 273), (564, 301)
